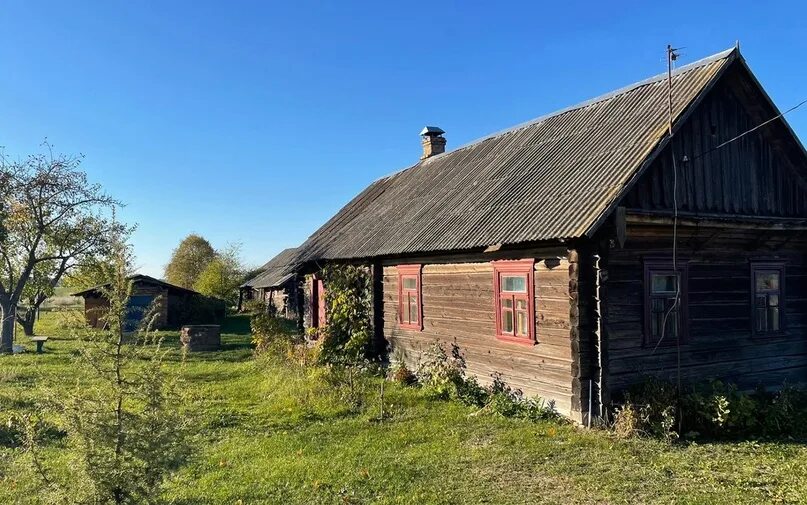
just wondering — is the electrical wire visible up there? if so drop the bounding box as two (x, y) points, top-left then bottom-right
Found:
(649, 65), (807, 358)
(689, 98), (807, 163)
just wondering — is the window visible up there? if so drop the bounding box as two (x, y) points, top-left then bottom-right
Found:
(493, 259), (535, 345)
(643, 261), (688, 346)
(397, 265), (422, 330)
(752, 262), (785, 336)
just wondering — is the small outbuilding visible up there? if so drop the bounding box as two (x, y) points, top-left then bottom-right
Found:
(239, 247), (302, 324)
(73, 274), (224, 330)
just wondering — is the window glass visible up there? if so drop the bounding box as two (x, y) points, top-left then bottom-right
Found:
(645, 265), (685, 346)
(408, 296), (418, 324)
(755, 271), (779, 291)
(651, 274), (678, 294)
(403, 277), (417, 290)
(501, 275), (527, 292)
(753, 265), (783, 334)
(502, 310), (514, 333)
(516, 311), (528, 336)
(502, 298), (513, 309)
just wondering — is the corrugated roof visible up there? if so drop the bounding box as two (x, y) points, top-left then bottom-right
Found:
(297, 48), (738, 262)
(242, 247), (300, 289)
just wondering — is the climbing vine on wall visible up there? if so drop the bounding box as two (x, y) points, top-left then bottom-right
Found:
(319, 264), (373, 363)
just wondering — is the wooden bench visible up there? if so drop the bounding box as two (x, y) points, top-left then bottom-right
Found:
(29, 336), (48, 354)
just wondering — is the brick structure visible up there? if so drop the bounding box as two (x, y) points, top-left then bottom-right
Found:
(180, 324), (221, 352)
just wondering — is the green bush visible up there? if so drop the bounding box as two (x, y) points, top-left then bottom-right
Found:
(318, 265), (373, 364)
(622, 377), (679, 440)
(390, 362), (417, 386)
(416, 342), (559, 421)
(251, 312), (300, 356)
(614, 377), (807, 440)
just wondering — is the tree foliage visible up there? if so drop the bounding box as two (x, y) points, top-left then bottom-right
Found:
(0, 147), (126, 350)
(319, 265), (373, 363)
(23, 237), (190, 504)
(163, 234), (216, 289)
(192, 244), (245, 307)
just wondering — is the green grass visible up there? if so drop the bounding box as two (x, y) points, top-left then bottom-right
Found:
(1, 312), (807, 504)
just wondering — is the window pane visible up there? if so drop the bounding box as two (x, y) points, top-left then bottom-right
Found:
(501, 275), (527, 293)
(502, 310), (514, 333)
(650, 296), (678, 340)
(502, 298), (513, 308)
(516, 299), (527, 310)
(768, 306), (780, 331)
(403, 277), (417, 290)
(409, 296), (419, 322)
(516, 310), (528, 336)
(768, 294), (779, 307)
(651, 274), (678, 294)
(755, 271), (780, 291)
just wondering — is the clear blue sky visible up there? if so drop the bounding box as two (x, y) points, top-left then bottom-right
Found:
(2, 1), (806, 276)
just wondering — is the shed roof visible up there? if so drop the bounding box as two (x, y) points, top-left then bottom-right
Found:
(242, 247), (300, 289)
(72, 274), (199, 297)
(296, 47), (741, 262)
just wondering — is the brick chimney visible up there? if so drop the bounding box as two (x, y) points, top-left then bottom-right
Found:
(420, 126), (446, 159)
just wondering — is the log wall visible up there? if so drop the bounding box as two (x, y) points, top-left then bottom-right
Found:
(604, 224), (807, 395)
(382, 251), (579, 418)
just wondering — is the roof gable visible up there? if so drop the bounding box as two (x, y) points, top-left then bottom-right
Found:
(622, 58), (807, 217)
(297, 48), (739, 262)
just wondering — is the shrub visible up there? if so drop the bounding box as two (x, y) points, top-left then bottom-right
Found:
(318, 265), (373, 364)
(321, 358), (377, 410)
(390, 363), (417, 386)
(612, 402), (641, 439)
(622, 377), (679, 440)
(416, 342), (559, 421)
(484, 373), (558, 421)
(613, 377), (807, 440)
(24, 238), (191, 504)
(417, 342), (468, 400)
(758, 384), (807, 437)
(251, 312), (300, 356)
(681, 380), (759, 437)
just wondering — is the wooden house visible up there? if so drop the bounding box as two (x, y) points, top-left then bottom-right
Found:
(73, 274), (223, 330)
(239, 247), (302, 323)
(292, 47), (807, 423)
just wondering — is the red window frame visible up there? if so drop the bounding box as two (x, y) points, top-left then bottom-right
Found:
(493, 259), (535, 345)
(397, 264), (422, 330)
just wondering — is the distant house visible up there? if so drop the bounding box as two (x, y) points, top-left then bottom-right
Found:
(73, 274), (223, 330)
(239, 247), (302, 323)
(289, 47), (807, 423)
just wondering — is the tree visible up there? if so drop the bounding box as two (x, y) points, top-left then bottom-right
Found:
(0, 148), (125, 351)
(22, 237), (189, 504)
(163, 234), (216, 289)
(61, 255), (120, 292)
(193, 244), (245, 308)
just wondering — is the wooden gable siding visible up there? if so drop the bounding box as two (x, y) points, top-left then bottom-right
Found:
(623, 65), (807, 218)
(382, 253), (577, 417)
(604, 224), (807, 395)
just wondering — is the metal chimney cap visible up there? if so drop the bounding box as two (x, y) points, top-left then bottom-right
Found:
(420, 126), (445, 136)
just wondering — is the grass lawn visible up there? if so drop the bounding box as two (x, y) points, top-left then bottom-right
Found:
(1, 313), (806, 504)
